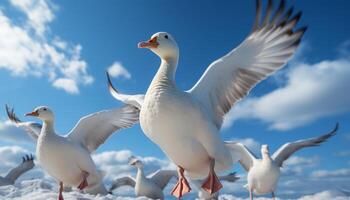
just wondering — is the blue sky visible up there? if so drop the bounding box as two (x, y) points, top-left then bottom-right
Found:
(0, 0), (349, 198)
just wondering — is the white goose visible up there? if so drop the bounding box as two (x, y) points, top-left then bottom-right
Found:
(6, 105), (139, 200)
(109, 157), (177, 199)
(107, 0), (306, 197)
(226, 123), (338, 200)
(0, 154), (35, 186)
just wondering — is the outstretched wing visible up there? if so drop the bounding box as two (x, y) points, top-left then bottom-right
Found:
(5, 154), (35, 183)
(225, 142), (258, 172)
(188, 0), (307, 128)
(68, 105), (139, 152)
(107, 72), (145, 110)
(272, 123), (338, 167)
(149, 170), (177, 190)
(109, 176), (136, 192)
(6, 105), (42, 141)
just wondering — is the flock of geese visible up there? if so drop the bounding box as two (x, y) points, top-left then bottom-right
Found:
(0, 0), (340, 199)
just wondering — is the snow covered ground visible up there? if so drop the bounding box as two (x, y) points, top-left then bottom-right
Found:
(0, 179), (349, 200)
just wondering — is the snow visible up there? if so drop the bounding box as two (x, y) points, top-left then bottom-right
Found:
(0, 179), (349, 200)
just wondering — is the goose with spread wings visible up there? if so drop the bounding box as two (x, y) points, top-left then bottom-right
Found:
(109, 157), (177, 200)
(0, 154), (35, 186)
(107, 0), (307, 197)
(226, 123), (338, 200)
(6, 105), (139, 200)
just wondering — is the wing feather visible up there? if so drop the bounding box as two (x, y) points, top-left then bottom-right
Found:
(272, 123), (338, 167)
(109, 176), (135, 192)
(188, 0), (306, 129)
(68, 105), (139, 152)
(225, 142), (257, 172)
(6, 105), (41, 141)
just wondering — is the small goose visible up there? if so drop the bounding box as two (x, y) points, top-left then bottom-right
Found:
(108, 0), (306, 197)
(0, 154), (34, 186)
(109, 157), (177, 200)
(226, 123), (338, 200)
(6, 105), (139, 200)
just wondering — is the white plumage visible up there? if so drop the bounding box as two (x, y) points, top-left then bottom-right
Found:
(6, 105), (139, 199)
(226, 123), (338, 200)
(107, 0), (306, 197)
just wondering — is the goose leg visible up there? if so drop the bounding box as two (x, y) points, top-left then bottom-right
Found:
(171, 166), (191, 198)
(201, 158), (223, 194)
(58, 182), (64, 200)
(77, 171), (89, 190)
(272, 191), (275, 200)
(249, 188), (253, 200)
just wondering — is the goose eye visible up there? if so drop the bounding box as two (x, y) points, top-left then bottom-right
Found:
(164, 35), (168, 39)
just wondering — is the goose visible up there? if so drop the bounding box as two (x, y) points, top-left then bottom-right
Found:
(109, 157), (177, 199)
(6, 105), (139, 200)
(0, 154), (34, 186)
(226, 123), (338, 200)
(107, 0), (306, 197)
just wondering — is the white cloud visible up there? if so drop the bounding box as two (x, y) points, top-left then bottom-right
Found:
(0, 0), (93, 94)
(223, 55), (350, 130)
(52, 78), (79, 94)
(107, 62), (131, 79)
(311, 168), (350, 178)
(0, 120), (34, 144)
(10, 0), (55, 36)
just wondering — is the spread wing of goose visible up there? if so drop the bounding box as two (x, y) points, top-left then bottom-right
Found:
(0, 154), (35, 186)
(6, 105), (42, 141)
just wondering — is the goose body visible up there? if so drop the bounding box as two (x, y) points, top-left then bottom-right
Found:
(36, 126), (101, 189)
(247, 158), (280, 195)
(141, 72), (232, 179)
(109, 158), (177, 200)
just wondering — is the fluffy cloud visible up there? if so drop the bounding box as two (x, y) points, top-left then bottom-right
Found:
(107, 62), (131, 79)
(223, 54), (350, 130)
(0, 0), (93, 94)
(0, 120), (34, 144)
(311, 168), (350, 178)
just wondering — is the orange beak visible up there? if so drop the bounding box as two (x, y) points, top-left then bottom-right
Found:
(138, 36), (159, 49)
(25, 111), (39, 117)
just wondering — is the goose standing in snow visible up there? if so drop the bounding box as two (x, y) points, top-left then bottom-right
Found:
(107, 0), (306, 197)
(226, 123), (338, 200)
(0, 154), (34, 186)
(6, 105), (139, 200)
(109, 157), (177, 199)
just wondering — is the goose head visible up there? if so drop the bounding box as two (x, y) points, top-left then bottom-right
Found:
(129, 157), (143, 169)
(261, 144), (270, 156)
(25, 106), (54, 122)
(138, 32), (179, 61)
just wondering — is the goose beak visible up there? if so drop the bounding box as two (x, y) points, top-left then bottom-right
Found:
(138, 36), (159, 49)
(25, 111), (39, 117)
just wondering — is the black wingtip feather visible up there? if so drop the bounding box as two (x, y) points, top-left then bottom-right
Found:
(106, 71), (119, 94)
